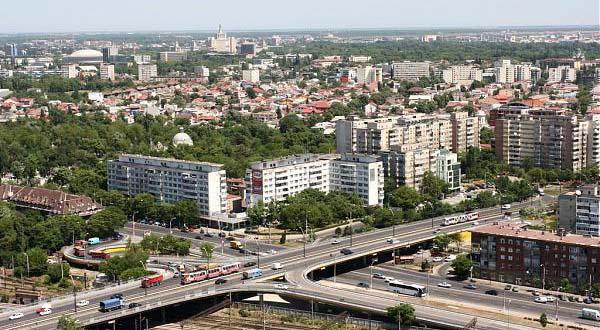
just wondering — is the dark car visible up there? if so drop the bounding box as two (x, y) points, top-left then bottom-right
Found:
(340, 248), (353, 255)
(218, 232), (227, 238)
(215, 278), (227, 285)
(485, 290), (498, 296)
(357, 282), (370, 288)
(244, 261), (257, 267)
(194, 235), (203, 240)
(110, 293), (124, 299)
(128, 302), (142, 309)
(204, 232), (215, 238)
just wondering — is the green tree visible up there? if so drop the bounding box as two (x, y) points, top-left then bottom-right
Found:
(99, 246), (149, 281)
(479, 127), (494, 145)
(388, 186), (423, 210)
(433, 234), (451, 251)
(421, 171), (449, 198)
(451, 254), (473, 280)
(86, 207), (127, 238)
(47, 263), (70, 284)
(17, 247), (48, 276)
(245, 87), (257, 99)
(387, 303), (416, 325)
(173, 199), (199, 226)
(57, 315), (83, 330)
(539, 313), (548, 328)
(200, 242), (214, 268)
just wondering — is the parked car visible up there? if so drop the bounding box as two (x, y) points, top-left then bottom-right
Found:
(8, 313), (24, 320)
(194, 235), (203, 240)
(218, 232), (226, 238)
(438, 282), (452, 288)
(534, 297), (548, 304)
(512, 287), (519, 292)
(244, 261), (257, 267)
(372, 273), (385, 279)
(502, 204), (511, 210)
(128, 302), (142, 309)
(215, 278), (227, 285)
(432, 256), (443, 262)
(485, 290), (498, 296)
(274, 284), (289, 290)
(464, 284), (477, 290)
(204, 232), (215, 238)
(504, 285), (512, 290)
(357, 282), (370, 288)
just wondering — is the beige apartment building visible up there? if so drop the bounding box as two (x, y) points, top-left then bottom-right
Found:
(495, 108), (588, 171)
(450, 111), (480, 153)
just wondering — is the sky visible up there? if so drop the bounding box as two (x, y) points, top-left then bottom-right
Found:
(1, 0), (598, 33)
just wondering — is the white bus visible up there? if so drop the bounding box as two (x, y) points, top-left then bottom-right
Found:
(581, 308), (600, 321)
(442, 212), (479, 226)
(388, 280), (427, 297)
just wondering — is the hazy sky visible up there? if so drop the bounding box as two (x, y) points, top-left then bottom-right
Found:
(2, 0), (598, 33)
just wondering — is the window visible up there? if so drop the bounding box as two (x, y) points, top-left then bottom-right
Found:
(500, 255), (506, 260)
(508, 256), (513, 261)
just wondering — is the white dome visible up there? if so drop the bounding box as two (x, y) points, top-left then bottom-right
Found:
(173, 127), (193, 146)
(70, 49), (103, 58)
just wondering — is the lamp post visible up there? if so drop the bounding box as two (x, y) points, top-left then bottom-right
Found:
(132, 210), (139, 239)
(540, 264), (546, 293)
(169, 217), (176, 234)
(298, 227), (306, 258)
(507, 299), (512, 330)
(69, 275), (77, 312)
(255, 239), (261, 268)
(369, 256), (377, 289)
(23, 253), (29, 278)
(333, 253), (338, 283)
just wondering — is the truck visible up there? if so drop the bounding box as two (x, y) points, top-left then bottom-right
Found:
(99, 298), (124, 312)
(141, 274), (164, 288)
(87, 237), (101, 245)
(230, 240), (243, 250)
(242, 268), (263, 279)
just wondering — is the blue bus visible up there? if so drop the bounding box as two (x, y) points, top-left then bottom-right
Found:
(242, 268), (263, 279)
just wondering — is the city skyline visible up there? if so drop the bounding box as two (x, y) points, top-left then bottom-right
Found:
(0, 0), (597, 33)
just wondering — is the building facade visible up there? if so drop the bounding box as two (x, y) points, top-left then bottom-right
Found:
(330, 154), (384, 206)
(138, 64), (157, 82)
(99, 63), (115, 80)
(242, 69), (260, 83)
(391, 61), (430, 81)
(107, 155), (228, 216)
(558, 185), (600, 237)
(442, 65), (483, 83)
(548, 66), (577, 83)
(208, 25), (237, 53)
(450, 111), (480, 153)
(471, 223), (600, 290)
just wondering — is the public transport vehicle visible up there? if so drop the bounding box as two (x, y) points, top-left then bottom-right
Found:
(442, 212), (479, 226)
(242, 268), (263, 279)
(89, 249), (110, 259)
(180, 263), (240, 285)
(230, 240), (243, 250)
(87, 237), (101, 245)
(141, 274), (164, 288)
(387, 280), (427, 297)
(580, 308), (600, 321)
(74, 240), (87, 247)
(73, 246), (85, 257)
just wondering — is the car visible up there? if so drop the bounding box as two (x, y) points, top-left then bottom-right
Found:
(215, 278), (227, 285)
(128, 302), (142, 309)
(438, 282), (452, 288)
(575, 296), (583, 303)
(433, 229), (441, 234)
(357, 282), (370, 288)
(76, 300), (89, 307)
(444, 255), (456, 262)
(39, 308), (52, 316)
(384, 276), (395, 283)
(204, 232), (215, 238)
(568, 296), (575, 302)
(532, 291), (540, 296)
(340, 248), (353, 255)
(110, 293), (124, 299)
(464, 284), (477, 290)
(331, 239), (340, 245)
(274, 284), (289, 290)
(544, 296), (555, 302)
(472, 221), (479, 226)
(534, 297), (548, 304)
(558, 294), (566, 301)
(485, 290), (499, 296)
(271, 263), (283, 270)
(386, 238), (400, 244)
(512, 286), (519, 292)
(244, 261), (257, 267)
(153, 221), (161, 226)
(432, 256), (444, 262)
(372, 273), (385, 279)
(194, 235), (203, 240)
(504, 284), (512, 290)
(502, 204), (511, 210)
(218, 232), (226, 238)
(8, 312), (24, 320)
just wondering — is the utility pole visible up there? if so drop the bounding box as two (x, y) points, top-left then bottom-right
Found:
(555, 297), (559, 322)
(333, 253), (337, 283)
(229, 291), (232, 328)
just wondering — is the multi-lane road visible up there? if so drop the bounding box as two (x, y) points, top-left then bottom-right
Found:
(3, 197), (586, 330)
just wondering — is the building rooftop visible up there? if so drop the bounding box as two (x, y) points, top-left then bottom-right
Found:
(471, 222), (600, 248)
(116, 154), (223, 168)
(0, 184), (102, 216)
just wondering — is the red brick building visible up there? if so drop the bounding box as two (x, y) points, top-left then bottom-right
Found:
(0, 184), (102, 216)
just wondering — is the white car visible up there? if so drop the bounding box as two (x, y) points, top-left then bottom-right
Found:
(387, 238), (400, 244)
(76, 300), (89, 307)
(444, 255), (456, 262)
(432, 256), (444, 262)
(502, 204), (511, 210)
(543, 296), (555, 302)
(534, 296), (548, 304)
(331, 239), (340, 245)
(39, 308), (52, 316)
(438, 282), (452, 288)
(274, 284), (289, 290)
(8, 313), (24, 320)
(472, 221), (479, 226)
(384, 276), (395, 283)
(271, 263), (283, 270)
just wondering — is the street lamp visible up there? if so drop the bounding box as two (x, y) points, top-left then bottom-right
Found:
(369, 255), (378, 289)
(23, 253), (29, 278)
(507, 299), (512, 330)
(69, 275), (77, 312)
(169, 217), (176, 234)
(255, 239), (261, 268)
(540, 264), (546, 293)
(298, 227), (307, 258)
(132, 210), (139, 239)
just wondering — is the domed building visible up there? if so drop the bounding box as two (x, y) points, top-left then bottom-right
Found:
(64, 49), (103, 64)
(172, 127), (193, 147)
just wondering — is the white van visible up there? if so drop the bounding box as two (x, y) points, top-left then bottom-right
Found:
(502, 204), (511, 210)
(580, 308), (600, 321)
(271, 262), (283, 270)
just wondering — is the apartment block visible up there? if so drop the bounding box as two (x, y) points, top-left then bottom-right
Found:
(245, 154), (384, 207)
(99, 63), (115, 80)
(159, 51), (188, 62)
(107, 154), (227, 216)
(548, 66), (576, 83)
(356, 66), (383, 85)
(391, 61), (430, 81)
(558, 185), (600, 237)
(242, 69), (260, 83)
(495, 60), (538, 84)
(434, 149), (461, 192)
(450, 111), (480, 153)
(471, 223), (600, 290)
(442, 65), (483, 84)
(495, 108), (588, 171)
(138, 64), (157, 82)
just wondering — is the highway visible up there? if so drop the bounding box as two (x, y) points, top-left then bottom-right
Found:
(1, 198), (582, 330)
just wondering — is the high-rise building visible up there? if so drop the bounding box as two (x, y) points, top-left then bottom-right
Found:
(548, 66), (577, 83)
(102, 46), (119, 63)
(242, 69), (260, 83)
(138, 64), (157, 82)
(99, 63), (115, 80)
(356, 66), (383, 85)
(495, 108), (588, 171)
(442, 65), (483, 83)
(495, 60), (537, 84)
(240, 43), (257, 56)
(245, 154), (384, 207)
(107, 155), (228, 216)
(61, 64), (78, 79)
(5, 44), (18, 57)
(434, 149), (461, 192)
(450, 111), (480, 153)
(558, 185), (600, 237)
(391, 61), (430, 81)
(134, 55), (152, 65)
(208, 25), (237, 53)
(194, 66), (210, 78)
(159, 51), (188, 62)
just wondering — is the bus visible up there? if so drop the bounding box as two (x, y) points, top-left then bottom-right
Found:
(388, 280), (427, 297)
(580, 308), (600, 321)
(242, 268), (263, 279)
(442, 212), (479, 226)
(180, 263), (241, 285)
(73, 246), (85, 257)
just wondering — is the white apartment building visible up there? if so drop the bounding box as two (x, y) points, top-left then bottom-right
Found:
(434, 149), (461, 192)
(138, 64), (157, 82)
(442, 65), (483, 84)
(495, 60), (537, 84)
(548, 66), (577, 83)
(61, 64), (78, 79)
(107, 155), (228, 216)
(558, 185), (600, 237)
(349, 55), (372, 63)
(99, 63), (115, 80)
(392, 61), (430, 81)
(242, 69), (260, 83)
(450, 111), (480, 153)
(356, 66), (383, 85)
(245, 154), (384, 206)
